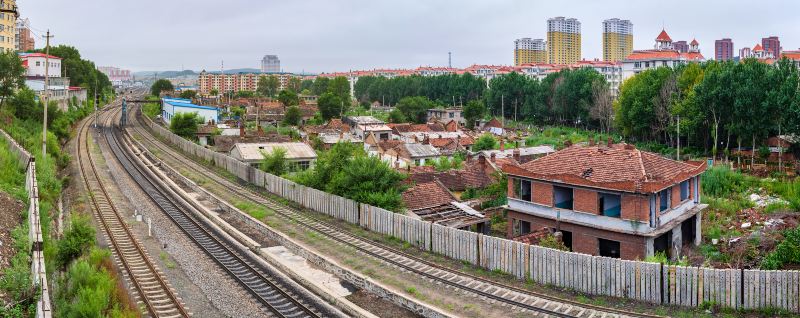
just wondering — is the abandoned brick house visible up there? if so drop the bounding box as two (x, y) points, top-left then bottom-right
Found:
(503, 143), (707, 260)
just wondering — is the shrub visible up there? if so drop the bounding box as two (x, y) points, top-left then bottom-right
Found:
(539, 234), (568, 251)
(56, 215), (96, 269)
(701, 166), (754, 198)
(761, 227), (800, 269)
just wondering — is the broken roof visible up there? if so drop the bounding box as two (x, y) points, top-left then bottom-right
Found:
(410, 201), (487, 229)
(504, 143), (706, 193)
(231, 142), (317, 161)
(402, 180), (457, 210)
(399, 143), (440, 158)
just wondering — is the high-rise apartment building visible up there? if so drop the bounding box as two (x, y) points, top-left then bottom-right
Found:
(547, 17), (581, 65)
(673, 41), (689, 53)
(514, 38), (547, 65)
(15, 17), (33, 52)
(602, 18), (633, 62)
(0, 0), (17, 52)
(715, 38), (734, 61)
(762, 36), (781, 58)
(261, 55), (280, 73)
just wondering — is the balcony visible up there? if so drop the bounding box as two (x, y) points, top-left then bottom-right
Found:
(508, 198), (652, 235)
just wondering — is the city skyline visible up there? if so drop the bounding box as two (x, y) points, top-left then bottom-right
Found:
(20, 0), (800, 73)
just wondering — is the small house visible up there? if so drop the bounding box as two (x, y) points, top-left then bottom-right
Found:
(229, 142), (317, 170)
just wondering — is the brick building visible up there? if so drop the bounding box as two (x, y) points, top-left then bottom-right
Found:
(503, 143), (706, 260)
(715, 38), (734, 61)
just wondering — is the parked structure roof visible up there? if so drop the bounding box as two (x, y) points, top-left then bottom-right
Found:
(231, 142), (317, 161)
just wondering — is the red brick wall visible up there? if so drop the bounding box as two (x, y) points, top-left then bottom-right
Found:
(507, 178), (514, 198)
(573, 188), (598, 214)
(671, 185), (681, 208)
(506, 210), (647, 260)
(532, 182), (553, 206)
(621, 194), (649, 223)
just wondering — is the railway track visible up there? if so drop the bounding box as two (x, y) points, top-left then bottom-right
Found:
(130, 106), (665, 318)
(104, 103), (325, 318)
(76, 101), (190, 318)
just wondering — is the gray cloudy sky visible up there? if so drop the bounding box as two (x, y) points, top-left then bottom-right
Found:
(20, 0), (800, 73)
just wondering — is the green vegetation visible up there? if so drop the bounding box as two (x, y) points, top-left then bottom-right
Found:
(353, 73), (485, 106)
(141, 96), (162, 119)
(260, 147), (288, 176)
(257, 75), (280, 97)
(524, 126), (621, 149)
(396, 96), (438, 124)
(462, 100), (485, 129)
(425, 156), (463, 171)
(644, 251), (690, 266)
(616, 59), (799, 156)
(179, 90), (197, 99)
(761, 227), (800, 269)
(282, 105), (302, 126)
(277, 89), (299, 107)
(539, 234), (569, 251)
(56, 215), (96, 269)
(294, 142), (406, 211)
(0, 51), (27, 108)
(54, 248), (137, 317)
(472, 134), (497, 151)
(31, 45), (113, 98)
(169, 112), (202, 140)
(150, 79), (174, 97)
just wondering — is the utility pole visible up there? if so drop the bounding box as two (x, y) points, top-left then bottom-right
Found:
(514, 98), (517, 123)
(676, 115), (680, 161)
(501, 94), (505, 126)
(42, 30), (54, 158)
(94, 78), (98, 128)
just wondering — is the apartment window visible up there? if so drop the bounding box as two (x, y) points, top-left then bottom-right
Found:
(512, 178), (532, 201)
(634, 62), (641, 68)
(659, 187), (671, 212)
(598, 238), (621, 258)
(598, 193), (621, 218)
(35, 61), (40, 66)
(553, 186), (573, 210)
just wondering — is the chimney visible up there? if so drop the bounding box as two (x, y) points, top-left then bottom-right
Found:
(239, 124), (245, 137)
(478, 154), (486, 165)
(513, 149), (520, 162)
(490, 153), (496, 162)
(589, 137), (595, 146)
(607, 137), (613, 147)
(564, 140), (572, 147)
(500, 140), (505, 151)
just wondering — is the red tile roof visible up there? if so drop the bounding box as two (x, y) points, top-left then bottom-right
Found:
(782, 51), (800, 60)
(484, 118), (503, 129)
(626, 50), (704, 61)
(656, 29), (672, 42)
(503, 144), (706, 193)
(753, 44), (764, 51)
(690, 39), (699, 46)
(402, 181), (456, 210)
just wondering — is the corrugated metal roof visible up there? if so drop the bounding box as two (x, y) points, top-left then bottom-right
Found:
(318, 133), (361, 144)
(348, 116), (384, 124)
(232, 142), (317, 161)
(404, 143), (440, 157)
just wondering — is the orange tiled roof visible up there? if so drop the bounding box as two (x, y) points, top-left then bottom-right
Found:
(656, 29), (672, 42)
(626, 50), (704, 61)
(753, 44), (764, 51)
(503, 143), (706, 193)
(782, 51), (800, 60)
(402, 181), (456, 210)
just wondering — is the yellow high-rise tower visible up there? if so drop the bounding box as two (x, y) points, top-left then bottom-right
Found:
(0, 0), (17, 52)
(514, 38), (547, 65)
(547, 17), (581, 65)
(602, 18), (633, 62)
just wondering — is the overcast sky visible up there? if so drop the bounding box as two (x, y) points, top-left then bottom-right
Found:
(20, 0), (800, 73)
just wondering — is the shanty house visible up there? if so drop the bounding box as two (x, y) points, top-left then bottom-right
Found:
(230, 142), (317, 170)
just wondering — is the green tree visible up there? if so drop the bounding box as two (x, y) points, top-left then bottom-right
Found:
(56, 216), (95, 269)
(463, 100), (486, 129)
(33, 45), (112, 99)
(485, 72), (530, 120)
(317, 92), (344, 120)
(0, 51), (26, 109)
(388, 109), (406, 123)
(179, 90), (197, 99)
(300, 79), (315, 92)
(169, 112), (202, 139)
(151, 79), (174, 97)
(326, 155), (406, 211)
(473, 134), (498, 151)
(396, 96), (437, 123)
(209, 89), (220, 96)
(287, 77), (302, 92)
(235, 90), (255, 98)
(328, 76), (352, 105)
(257, 75), (280, 97)
(295, 142), (363, 189)
(260, 148), (287, 175)
(283, 106), (302, 126)
(312, 77), (330, 96)
(278, 89), (300, 108)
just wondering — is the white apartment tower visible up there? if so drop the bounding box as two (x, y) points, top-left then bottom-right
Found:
(261, 55), (280, 73)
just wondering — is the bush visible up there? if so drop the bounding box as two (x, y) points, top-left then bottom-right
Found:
(56, 248), (137, 318)
(701, 166), (755, 198)
(169, 112), (202, 140)
(539, 234), (568, 251)
(473, 134), (497, 151)
(260, 148), (287, 176)
(761, 227), (800, 269)
(56, 215), (96, 269)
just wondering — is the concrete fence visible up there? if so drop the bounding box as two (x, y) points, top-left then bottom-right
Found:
(142, 115), (800, 313)
(1, 129), (52, 318)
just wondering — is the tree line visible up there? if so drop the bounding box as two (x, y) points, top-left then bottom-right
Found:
(615, 58), (800, 157)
